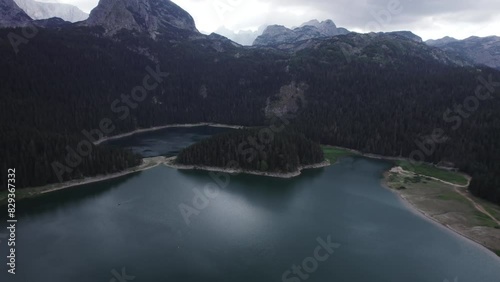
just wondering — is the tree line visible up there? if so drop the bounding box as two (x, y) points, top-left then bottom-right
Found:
(176, 129), (325, 173)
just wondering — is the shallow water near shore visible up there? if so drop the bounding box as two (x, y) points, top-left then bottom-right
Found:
(101, 125), (233, 157)
(1, 126), (499, 281)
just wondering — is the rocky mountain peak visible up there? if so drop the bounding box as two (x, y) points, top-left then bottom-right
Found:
(301, 19), (338, 36)
(0, 0), (32, 27)
(253, 19), (349, 47)
(84, 0), (198, 38)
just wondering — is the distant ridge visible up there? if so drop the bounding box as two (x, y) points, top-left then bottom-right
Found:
(14, 0), (88, 22)
(426, 35), (500, 69)
(253, 19), (350, 47)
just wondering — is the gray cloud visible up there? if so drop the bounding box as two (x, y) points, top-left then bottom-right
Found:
(61, 0), (500, 40)
(259, 0), (500, 36)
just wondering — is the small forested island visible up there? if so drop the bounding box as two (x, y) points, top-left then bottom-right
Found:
(173, 129), (327, 176)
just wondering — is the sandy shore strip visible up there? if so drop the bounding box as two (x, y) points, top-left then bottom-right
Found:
(164, 156), (330, 179)
(30, 157), (165, 195)
(0, 157), (168, 206)
(7, 156), (328, 205)
(94, 123), (246, 145)
(385, 182), (500, 260)
(383, 168), (500, 258)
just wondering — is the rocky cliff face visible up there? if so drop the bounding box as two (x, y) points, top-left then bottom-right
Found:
(253, 19), (349, 47)
(84, 0), (198, 38)
(14, 0), (88, 22)
(426, 36), (500, 69)
(0, 0), (32, 27)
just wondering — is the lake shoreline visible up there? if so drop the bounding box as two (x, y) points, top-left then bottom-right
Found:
(1, 124), (246, 205)
(0, 156), (167, 206)
(383, 178), (500, 259)
(6, 137), (470, 202)
(2, 156), (331, 206)
(323, 145), (500, 258)
(7, 125), (499, 259)
(164, 156), (331, 179)
(94, 123), (246, 145)
(382, 168), (500, 258)
(42, 156), (168, 194)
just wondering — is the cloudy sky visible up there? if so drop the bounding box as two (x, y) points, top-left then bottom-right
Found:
(43, 0), (500, 40)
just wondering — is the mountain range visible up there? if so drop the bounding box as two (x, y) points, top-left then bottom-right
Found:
(2, 0), (499, 69)
(426, 36), (500, 70)
(214, 19), (349, 47)
(0, 0), (499, 205)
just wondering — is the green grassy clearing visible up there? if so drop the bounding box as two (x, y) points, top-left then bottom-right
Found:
(437, 191), (469, 204)
(396, 160), (468, 186)
(474, 211), (500, 228)
(322, 146), (358, 164)
(482, 204), (500, 223)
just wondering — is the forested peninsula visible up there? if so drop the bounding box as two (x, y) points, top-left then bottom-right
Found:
(175, 129), (326, 175)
